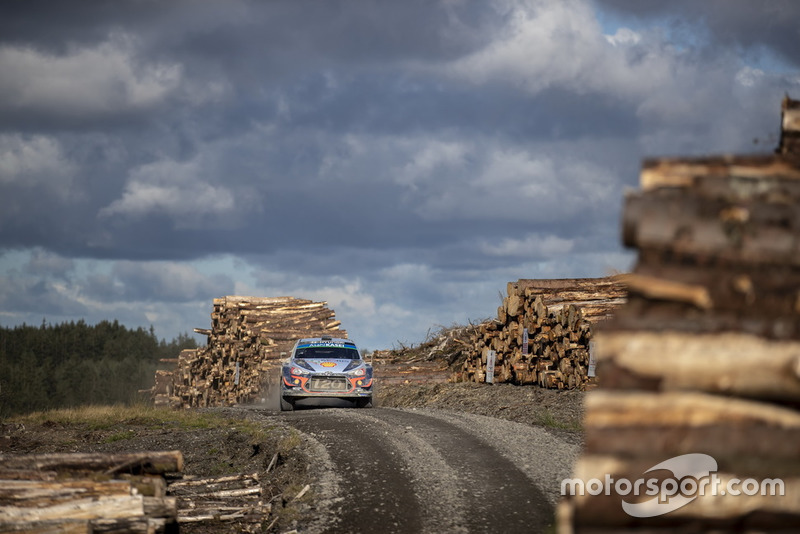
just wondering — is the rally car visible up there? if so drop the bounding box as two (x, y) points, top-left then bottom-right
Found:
(279, 336), (373, 411)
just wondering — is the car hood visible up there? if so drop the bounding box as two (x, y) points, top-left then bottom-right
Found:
(296, 359), (361, 373)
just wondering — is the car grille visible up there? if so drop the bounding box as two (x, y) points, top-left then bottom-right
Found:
(308, 377), (349, 392)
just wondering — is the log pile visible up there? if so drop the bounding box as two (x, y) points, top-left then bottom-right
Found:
(0, 451), (183, 533)
(454, 277), (626, 389)
(560, 98), (800, 531)
(152, 296), (346, 408)
(0, 451), (274, 532)
(780, 94), (800, 155)
(169, 472), (271, 526)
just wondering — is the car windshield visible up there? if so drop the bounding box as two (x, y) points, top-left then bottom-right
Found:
(294, 346), (361, 360)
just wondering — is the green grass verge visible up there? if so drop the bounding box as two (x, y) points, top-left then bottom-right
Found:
(9, 403), (274, 442)
(535, 409), (582, 432)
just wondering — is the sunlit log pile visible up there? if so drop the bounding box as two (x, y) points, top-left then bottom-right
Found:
(560, 97), (800, 531)
(454, 277), (626, 389)
(151, 296), (346, 408)
(780, 95), (800, 155)
(0, 451), (183, 533)
(0, 450), (274, 532)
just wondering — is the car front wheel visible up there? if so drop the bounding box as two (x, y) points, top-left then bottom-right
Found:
(280, 396), (295, 411)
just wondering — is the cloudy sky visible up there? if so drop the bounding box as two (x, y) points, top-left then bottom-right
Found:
(0, 0), (797, 350)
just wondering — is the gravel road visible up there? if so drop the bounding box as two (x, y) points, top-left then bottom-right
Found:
(271, 405), (580, 534)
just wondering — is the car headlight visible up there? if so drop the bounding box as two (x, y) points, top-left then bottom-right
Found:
(343, 360), (364, 373)
(290, 366), (310, 375)
(347, 366), (372, 385)
(293, 359), (315, 372)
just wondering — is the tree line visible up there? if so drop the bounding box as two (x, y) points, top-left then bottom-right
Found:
(0, 319), (198, 417)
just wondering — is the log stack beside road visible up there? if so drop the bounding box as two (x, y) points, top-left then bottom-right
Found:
(561, 97), (800, 531)
(780, 94), (800, 155)
(0, 451), (273, 532)
(455, 277), (626, 389)
(0, 451), (183, 533)
(151, 296), (346, 409)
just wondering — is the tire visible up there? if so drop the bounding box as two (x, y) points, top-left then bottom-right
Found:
(356, 397), (373, 409)
(280, 396), (295, 411)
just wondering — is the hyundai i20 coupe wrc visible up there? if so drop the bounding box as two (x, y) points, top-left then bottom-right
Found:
(280, 336), (373, 411)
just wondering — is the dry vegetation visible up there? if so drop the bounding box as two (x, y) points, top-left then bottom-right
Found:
(374, 322), (486, 370)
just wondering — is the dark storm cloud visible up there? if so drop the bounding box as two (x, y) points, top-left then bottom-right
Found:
(0, 0), (798, 347)
(0, 0), (496, 66)
(0, 1), (521, 262)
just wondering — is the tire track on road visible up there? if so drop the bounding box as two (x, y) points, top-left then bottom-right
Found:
(287, 409), (425, 533)
(284, 407), (557, 533)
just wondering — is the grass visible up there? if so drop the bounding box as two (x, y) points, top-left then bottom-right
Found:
(102, 430), (136, 444)
(13, 403), (200, 428)
(535, 409), (583, 432)
(9, 403), (276, 442)
(277, 428), (302, 454)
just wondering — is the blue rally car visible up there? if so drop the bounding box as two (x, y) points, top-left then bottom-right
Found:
(280, 336), (373, 411)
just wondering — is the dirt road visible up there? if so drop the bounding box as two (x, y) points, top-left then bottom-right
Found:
(270, 404), (580, 533)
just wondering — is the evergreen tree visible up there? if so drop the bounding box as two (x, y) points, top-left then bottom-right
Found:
(0, 320), (198, 417)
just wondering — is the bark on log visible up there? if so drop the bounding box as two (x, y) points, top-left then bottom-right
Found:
(0, 451), (184, 476)
(623, 188), (800, 267)
(639, 154), (800, 192)
(777, 95), (798, 156)
(0, 494), (145, 522)
(91, 517), (172, 534)
(619, 273), (712, 309)
(0, 519), (90, 533)
(584, 390), (800, 461)
(167, 473), (259, 496)
(595, 330), (800, 401)
(0, 480), (133, 507)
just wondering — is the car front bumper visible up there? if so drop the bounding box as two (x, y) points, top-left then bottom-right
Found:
(281, 372), (373, 398)
(281, 388), (372, 398)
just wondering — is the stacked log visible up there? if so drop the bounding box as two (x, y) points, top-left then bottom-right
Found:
(0, 452), (273, 532)
(0, 451), (183, 533)
(780, 94), (800, 155)
(561, 98), (800, 531)
(455, 277), (626, 389)
(168, 472), (270, 525)
(152, 296), (346, 409)
(508, 277), (628, 323)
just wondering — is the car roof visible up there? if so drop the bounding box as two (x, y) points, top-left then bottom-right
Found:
(296, 337), (355, 345)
